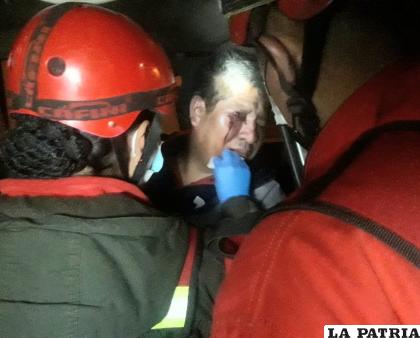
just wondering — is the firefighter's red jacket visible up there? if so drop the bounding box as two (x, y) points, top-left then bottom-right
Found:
(211, 62), (420, 338)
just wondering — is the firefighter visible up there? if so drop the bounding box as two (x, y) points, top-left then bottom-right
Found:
(0, 4), (258, 337)
(211, 1), (420, 336)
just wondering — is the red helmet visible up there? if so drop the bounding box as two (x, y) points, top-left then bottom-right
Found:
(5, 3), (176, 138)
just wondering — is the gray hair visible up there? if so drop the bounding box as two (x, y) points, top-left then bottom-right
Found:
(192, 44), (268, 112)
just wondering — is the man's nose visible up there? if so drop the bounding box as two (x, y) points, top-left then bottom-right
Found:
(238, 118), (257, 144)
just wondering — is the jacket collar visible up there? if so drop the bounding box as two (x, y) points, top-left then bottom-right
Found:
(0, 176), (148, 202)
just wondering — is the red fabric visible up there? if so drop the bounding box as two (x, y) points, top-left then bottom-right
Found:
(223, 258), (234, 274)
(220, 236), (243, 256)
(0, 176), (149, 203)
(320, 132), (420, 246)
(229, 11), (252, 45)
(178, 228), (198, 286)
(211, 62), (420, 337)
(189, 175), (214, 186)
(305, 62), (420, 182)
(212, 213), (420, 338)
(221, 235), (245, 274)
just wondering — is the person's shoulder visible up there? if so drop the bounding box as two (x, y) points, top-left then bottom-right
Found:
(212, 210), (417, 337)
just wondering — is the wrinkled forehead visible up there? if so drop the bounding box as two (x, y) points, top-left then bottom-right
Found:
(213, 73), (266, 116)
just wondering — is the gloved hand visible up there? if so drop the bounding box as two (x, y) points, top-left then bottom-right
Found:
(213, 149), (251, 203)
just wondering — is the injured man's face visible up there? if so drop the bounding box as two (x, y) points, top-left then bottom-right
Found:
(212, 82), (266, 159)
(191, 74), (267, 168)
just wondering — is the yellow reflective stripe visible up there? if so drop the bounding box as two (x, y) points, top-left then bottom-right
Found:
(152, 286), (189, 330)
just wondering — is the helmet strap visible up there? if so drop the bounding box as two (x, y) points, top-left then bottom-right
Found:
(131, 113), (162, 184)
(110, 134), (129, 179)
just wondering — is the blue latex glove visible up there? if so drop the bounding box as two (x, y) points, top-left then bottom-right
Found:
(212, 149), (251, 203)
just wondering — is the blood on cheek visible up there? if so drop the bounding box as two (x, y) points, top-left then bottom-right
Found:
(221, 114), (244, 144)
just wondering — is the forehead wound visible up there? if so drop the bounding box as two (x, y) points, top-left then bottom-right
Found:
(214, 59), (255, 97)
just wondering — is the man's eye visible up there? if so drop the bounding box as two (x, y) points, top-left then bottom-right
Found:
(230, 111), (247, 122)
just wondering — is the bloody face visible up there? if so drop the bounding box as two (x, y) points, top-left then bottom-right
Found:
(193, 79), (266, 166)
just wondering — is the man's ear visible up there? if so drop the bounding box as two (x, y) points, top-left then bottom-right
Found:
(189, 95), (207, 127)
(127, 120), (150, 178)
